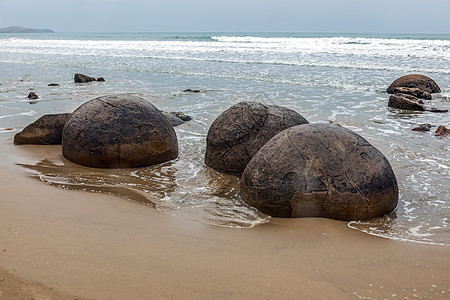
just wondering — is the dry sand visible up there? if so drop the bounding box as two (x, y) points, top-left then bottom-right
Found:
(1, 132), (449, 299)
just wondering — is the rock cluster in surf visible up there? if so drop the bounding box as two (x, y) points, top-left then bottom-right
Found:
(205, 102), (398, 221)
(386, 74), (447, 113)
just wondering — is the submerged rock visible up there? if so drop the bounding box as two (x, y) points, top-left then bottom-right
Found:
(392, 87), (432, 100)
(97, 77), (105, 82)
(427, 108), (448, 113)
(74, 73), (96, 83)
(184, 89), (201, 93)
(388, 94), (425, 111)
(387, 74), (441, 94)
(48, 83), (59, 86)
(14, 113), (71, 145)
(205, 101), (309, 176)
(435, 125), (450, 136)
(27, 92), (38, 99)
(412, 124), (432, 132)
(62, 95), (178, 168)
(241, 124), (399, 221)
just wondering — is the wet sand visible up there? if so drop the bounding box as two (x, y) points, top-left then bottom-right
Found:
(1, 132), (449, 299)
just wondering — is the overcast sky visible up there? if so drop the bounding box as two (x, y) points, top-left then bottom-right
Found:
(1, 0), (449, 33)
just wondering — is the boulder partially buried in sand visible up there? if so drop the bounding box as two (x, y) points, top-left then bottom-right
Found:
(205, 102), (309, 175)
(387, 74), (441, 94)
(241, 124), (398, 221)
(14, 113), (72, 145)
(62, 95), (178, 168)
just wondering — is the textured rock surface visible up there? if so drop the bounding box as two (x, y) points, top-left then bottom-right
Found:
(387, 74), (441, 94)
(62, 95), (178, 168)
(205, 102), (309, 175)
(392, 87), (432, 100)
(241, 124), (398, 221)
(74, 73), (96, 83)
(388, 94), (425, 111)
(14, 113), (71, 145)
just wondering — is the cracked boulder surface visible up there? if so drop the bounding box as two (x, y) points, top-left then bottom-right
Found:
(14, 113), (72, 145)
(205, 101), (309, 176)
(62, 95), (178, 168)
(387, 74), (441, 94)
(241, 124), (398, 221)
(388, 94), (425, 111)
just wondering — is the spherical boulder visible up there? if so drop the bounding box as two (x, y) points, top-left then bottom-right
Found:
(241, 124), (398, 221)
(62, 95), (178, 168)
(387, 74), (441, 94)
(205, 102), (309, 175)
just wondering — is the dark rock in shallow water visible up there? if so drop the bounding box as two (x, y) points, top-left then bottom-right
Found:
(183, 89), (201, 93)
(62, 95), (178, 168)
(48, 83), (59, 86)
(74, 73), (96, 83)
(241, 124), (399, 221)
(392, 87), (432, 100)
(427, 108), (448, 113)
(387, 74), (441, 94)
(97, 77), (105, 82)
(435, 125), (450, 136)
(412, 124), (432, 132)
(14, 113), (71, 145)
(27, 92), (38, 99)
(205, 101), (309, 176)
(162, 111), (192, 127)
(388, 94), (425, 111)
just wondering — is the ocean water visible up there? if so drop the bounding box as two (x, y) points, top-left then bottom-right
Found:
(0, 32), (449, 245)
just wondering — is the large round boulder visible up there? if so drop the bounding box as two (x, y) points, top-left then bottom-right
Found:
(241, 124), (398, 221)
(387, 74), (441, 94)
(205, 102), (309, 175)
(62, 95), (178, 168)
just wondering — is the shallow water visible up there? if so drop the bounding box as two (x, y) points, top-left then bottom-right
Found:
(1, 32), (449, 245)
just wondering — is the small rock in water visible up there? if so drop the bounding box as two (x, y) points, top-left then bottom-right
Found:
(97, 77), (105, 82)
(162, 111), (192, 127)
(74, 73), (96, 83)
(427, 107), (448, 113)
(435, 125), (450, 136)
(173, 112), (192, 121)
(48, 83), (59, 86)
(412, 124), (432, 132)
(27, 92), (38, 99)
(183, 89), (201, 93)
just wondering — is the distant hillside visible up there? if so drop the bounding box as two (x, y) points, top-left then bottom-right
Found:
(0, 26), (55, 33)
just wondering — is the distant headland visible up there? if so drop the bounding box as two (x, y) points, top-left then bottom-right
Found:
(0, 26), (55, 33)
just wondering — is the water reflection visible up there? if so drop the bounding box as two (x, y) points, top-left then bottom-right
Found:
(18, 154), (269, 229)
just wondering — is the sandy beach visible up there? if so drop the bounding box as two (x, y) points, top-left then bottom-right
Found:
(1, 131), (449, 300)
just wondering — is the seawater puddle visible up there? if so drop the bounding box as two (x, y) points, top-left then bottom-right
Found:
(17, 130), (270, 229)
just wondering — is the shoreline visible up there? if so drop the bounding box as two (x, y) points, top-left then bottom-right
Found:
(1, 132), (449, 299)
